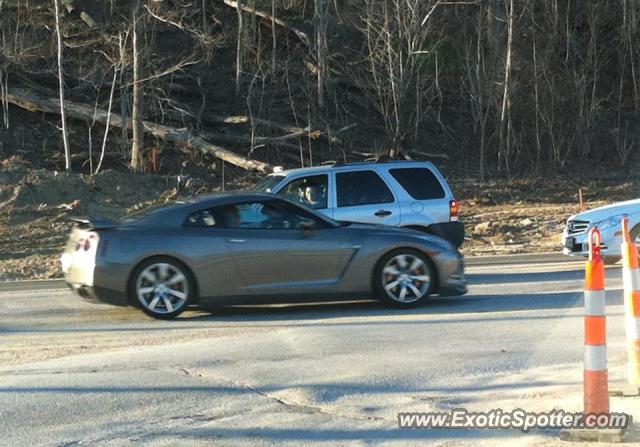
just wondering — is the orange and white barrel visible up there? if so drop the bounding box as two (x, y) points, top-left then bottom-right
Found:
(620, 217), (640, 386)
(584, 227), (609, 415)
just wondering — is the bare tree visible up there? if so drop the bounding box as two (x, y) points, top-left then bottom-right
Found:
(463, 6), (492, 182)
(95, 67), (118, 175)
(53, 0), (71, 173)
(235, 0), (243, 94)
(497, 0), (514, 175)
(314, 0), (329, 109)
(359, 0), (441, 158)
(130, 3), (144, 171)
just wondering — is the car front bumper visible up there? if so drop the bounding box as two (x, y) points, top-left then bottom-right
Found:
(562, 227), (622, 258)
(436, 251), (467, 296)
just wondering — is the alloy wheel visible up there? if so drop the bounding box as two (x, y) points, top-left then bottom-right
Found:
(135, 262), (189, 315)
(381, 253), (430, 303)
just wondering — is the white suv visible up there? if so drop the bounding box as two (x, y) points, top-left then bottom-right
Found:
(563, 198), (640, 263)
(252, 161), (464, 247)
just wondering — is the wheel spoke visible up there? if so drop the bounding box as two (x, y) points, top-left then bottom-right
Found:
(396, 255), (408, 268)
(409, 257), (423, 271)
(168, 289), (186, 300)
(166, 273), (186, 286)
(158, 264), (169, 281)
(383, 266), (401, 276)
(142, 271), (157, 283)
(162, 297), (174, 312)
(385, 280), (400, 291)
(410, 275), (430, 282)
(148, 296), (160, 310)
(407, 283), (422, 298)
(398, 286), (408, 301)
(138, 286), (155, 295)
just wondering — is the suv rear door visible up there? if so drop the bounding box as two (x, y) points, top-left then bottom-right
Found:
(331, 169), (400, 225)
(386, 166), (450, 224)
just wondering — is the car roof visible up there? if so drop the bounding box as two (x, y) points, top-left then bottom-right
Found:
(271, 160), (438, 177)
(123, 192), (277, 226)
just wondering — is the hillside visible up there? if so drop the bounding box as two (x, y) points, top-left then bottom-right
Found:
(2, 1), (640, 279)
(2, 0), (640, 177)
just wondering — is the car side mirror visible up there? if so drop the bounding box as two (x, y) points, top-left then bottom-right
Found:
(298, 219), (316, 233)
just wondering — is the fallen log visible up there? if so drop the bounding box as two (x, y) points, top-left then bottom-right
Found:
(223, 0), (310, 47)
(202, 114), (344, 144)
(5, 86), (273, 173)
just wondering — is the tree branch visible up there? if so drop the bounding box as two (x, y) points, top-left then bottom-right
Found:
(5, 86), (273, 173)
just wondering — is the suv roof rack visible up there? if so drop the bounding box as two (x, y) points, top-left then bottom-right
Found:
(329, 156), (416, 167)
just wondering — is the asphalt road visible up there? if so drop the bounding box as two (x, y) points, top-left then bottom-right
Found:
(1, 254), (638, 446)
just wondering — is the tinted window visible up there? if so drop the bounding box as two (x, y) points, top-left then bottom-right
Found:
(201, 200), (332, 230)
(336, 171), (394, 207)
(389, 168), (445, 200)
(278, 174), (328, 209)
(184, 208), (223, 227)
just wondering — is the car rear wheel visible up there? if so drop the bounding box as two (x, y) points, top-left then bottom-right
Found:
(130, 258), (193, 319)
(374, 249), (435, 307)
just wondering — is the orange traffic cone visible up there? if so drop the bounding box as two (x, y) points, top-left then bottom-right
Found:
(583, 227), (610, 415)
(562, 228), (630, 441)
(619, 217), (640, 393)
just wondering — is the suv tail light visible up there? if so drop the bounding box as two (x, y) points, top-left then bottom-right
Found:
(449, 200), (460, 221)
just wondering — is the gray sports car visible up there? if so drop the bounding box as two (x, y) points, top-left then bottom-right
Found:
(61, 193), (466, 319)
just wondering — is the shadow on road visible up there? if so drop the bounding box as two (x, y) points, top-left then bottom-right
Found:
(3, 288), (624, 334)
(467, 266), (621, 285)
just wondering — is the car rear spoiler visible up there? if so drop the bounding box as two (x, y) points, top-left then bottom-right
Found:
(69, 216), (118, 230)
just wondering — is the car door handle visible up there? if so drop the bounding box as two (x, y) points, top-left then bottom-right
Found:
(374, 210), (392, 217)
(228, 239), (247, 243)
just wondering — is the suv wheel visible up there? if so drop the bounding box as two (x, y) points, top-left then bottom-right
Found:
(374, 249), (435, 307)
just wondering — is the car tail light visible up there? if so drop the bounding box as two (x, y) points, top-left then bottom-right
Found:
(450, 199), (460, 222)
(76, 233), (99, 252)
(84, 233), (98, 251)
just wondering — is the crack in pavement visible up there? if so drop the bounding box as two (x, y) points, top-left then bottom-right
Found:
(205, 372), (387, 423)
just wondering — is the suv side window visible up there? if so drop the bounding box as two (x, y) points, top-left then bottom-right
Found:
(336, 170), (394, 207)
(389, 168), (445, 200)
(277, 174), (328, 210)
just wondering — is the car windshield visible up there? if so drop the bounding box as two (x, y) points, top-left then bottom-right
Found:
(251, 175), (285, 192)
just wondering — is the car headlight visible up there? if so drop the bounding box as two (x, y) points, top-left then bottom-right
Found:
(595, 214), (625, 231)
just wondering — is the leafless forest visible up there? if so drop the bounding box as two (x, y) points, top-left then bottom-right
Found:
(1, 0), (640, 180)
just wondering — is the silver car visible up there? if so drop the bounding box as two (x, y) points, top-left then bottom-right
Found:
(252, 160), (465, 247)
(61, 193), (466, 319)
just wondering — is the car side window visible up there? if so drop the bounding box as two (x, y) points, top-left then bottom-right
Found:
(184, 208), (221, 227)
(210, 200), (329, 230)
(336, 170), (394, 207)
(389, 168), (445, 200)
(277, 174), (328, 210)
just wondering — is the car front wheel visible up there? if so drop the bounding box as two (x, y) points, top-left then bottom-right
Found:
(130, 257), (193, 319)
(374, 249), (435, 307)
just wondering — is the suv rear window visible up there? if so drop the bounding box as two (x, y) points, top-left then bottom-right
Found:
(336, 171), (394, 207)
(389, 168), (445, 200)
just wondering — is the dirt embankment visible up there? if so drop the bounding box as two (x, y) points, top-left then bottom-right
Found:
(0, 156), (255, 280)
(0, 156), (635, 280)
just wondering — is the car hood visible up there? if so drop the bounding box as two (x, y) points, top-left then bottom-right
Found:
(569, 198), (640, 223)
